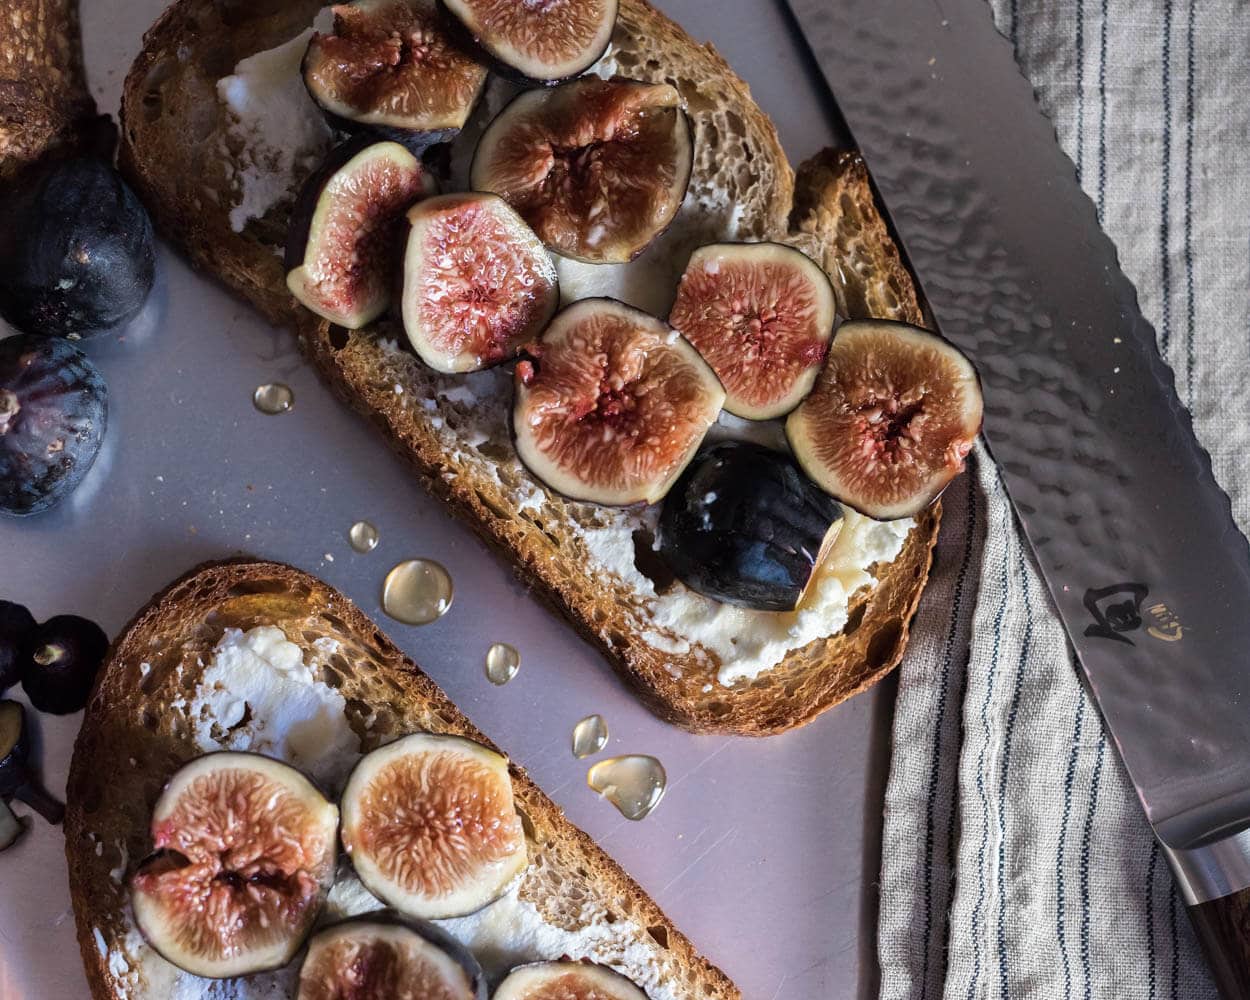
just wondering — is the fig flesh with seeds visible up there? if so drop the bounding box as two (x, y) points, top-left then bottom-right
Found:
(298, 914), (486, 1000)
(493, 961), (650, 1000)
(470, 78), (693, 264)
(401, 192), (559, 373)
(669, 242), (836, 420)
(513, 298), (725, 506)
(129, 752), (339, 979)
(786, 320), (983, 521)
(340, 733), (527, 920)
(441, 0), (618, 83)
(303, 0), (488, 146)
(286, 138), (435, 329)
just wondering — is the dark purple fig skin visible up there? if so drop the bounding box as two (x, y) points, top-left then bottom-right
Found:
(0, 335), (108, 517)
(19, 614), (109, 715)
(0, 602), (36, 693)
(0, 158), (154, 338)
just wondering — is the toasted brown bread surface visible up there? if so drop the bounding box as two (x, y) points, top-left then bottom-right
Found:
(118, 0), (939, 735)
(0, 0), (96, 186)
(66, 559), (738, 1000)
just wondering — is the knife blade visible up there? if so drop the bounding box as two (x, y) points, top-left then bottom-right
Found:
(783, 0), (1250, 993)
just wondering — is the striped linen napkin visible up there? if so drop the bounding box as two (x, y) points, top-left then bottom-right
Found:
(877, 2), (1250, 998)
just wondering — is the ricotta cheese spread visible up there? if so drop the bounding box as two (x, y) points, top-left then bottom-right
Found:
(181, 625), (359, 791)
(216, 9), (335, 232)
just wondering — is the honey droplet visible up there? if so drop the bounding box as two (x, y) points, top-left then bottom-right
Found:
(382, 559), (454, 626)
(571, 715), (609, 759)
(587, 755), (666, 821)
(349, 520), (379, 553)
(253, 383), (293, 415)
(485, 643), (520, 685)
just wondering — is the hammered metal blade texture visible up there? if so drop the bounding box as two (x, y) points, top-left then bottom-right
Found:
(785, 0), (1250, 846)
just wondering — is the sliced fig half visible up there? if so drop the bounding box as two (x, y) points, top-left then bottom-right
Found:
(340, 733), (527, 920)
(401, 192), (559, 373)
(286, 138), (435, 329)
(303, 0), (489, 145)
(298, 914), (486, 1000)
(441, 0), (618, 82)
(129, 752), (339, 979)
(494, 962), (649, 1000)
(470, 78), (693, 264)
(669, 242), (836, 420)
(786, 320), (983, 520)
(513, 298), (725, 506)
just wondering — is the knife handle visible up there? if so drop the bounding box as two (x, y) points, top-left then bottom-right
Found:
(1187, 888), (1250, 998)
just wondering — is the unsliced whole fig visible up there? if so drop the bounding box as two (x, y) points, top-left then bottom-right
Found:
(494, 962), (650, 1000)
(669, 242), (836, 420)
(512, 298), (725, 505)
(340, 733), (527, 920)
(441, 0), (618, 82)
(298, 914), (486, 1000)
(786, 320), (983, 520)
(0, 335), (108, 517)
(471, 78), (693, 264)
(0, 602), (36, 693)
(0, 158), (155, 339)
(19, 613), (109, 715)
(286, 138), (436, 329)
(129, 752), (339, 979)
(401, 192), (558, 373)
(303, 0), (488, 146)
(658, 441), (845, 612)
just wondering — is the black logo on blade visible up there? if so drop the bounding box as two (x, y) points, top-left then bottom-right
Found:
(1083, 583), (1149, 645)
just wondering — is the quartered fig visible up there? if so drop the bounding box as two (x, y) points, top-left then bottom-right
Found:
(669, 242), (835, 420)
(340, 733), (527, 920)
(787, 320), (983, 520)
(658, 441), (845, 612)
(130, 752), (339, 979)
(303, 0), (488, 146)
(0, 700), (65, 826)
(494, 961), (649, 1000)
(513, 298), (725, 506)
(286, 138), (435, 328)
(471, 78), (694, 264)
(0, 335), (108, 517)
(401, 192), (559, 373)
(441, 0), (618, 83)
(298, 914), (486, 1000)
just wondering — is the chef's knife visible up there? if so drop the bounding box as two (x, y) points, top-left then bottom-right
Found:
(784, 0), (1250, 994)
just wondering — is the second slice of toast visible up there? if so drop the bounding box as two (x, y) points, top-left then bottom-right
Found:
(119, 0), (940, 734)
(66, 559), (737, 1000)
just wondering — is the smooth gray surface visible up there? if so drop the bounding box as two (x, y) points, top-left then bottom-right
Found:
(0, 2), (896, 998)
(787, 0), (1250, 852)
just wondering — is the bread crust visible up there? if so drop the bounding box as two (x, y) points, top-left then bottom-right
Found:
(118, 0), (941, 735)
(66, 559), (739, 1000)
(0, 0), (96, 186)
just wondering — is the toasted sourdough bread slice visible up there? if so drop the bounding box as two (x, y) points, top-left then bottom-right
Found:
(65, 559), (737, 1000)
(0, 0), (97, 186)
(118, 0), (940, 735)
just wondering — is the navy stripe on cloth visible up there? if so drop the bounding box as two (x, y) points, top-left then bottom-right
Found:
(1146, 838), (1161, 1000)
(995, 546), (1036, 998)
(1056, 695), (1088, 1000)
(1183, 0), (1196, 397)
(963, 528), (1014, 1000)
(1078, 735), (1108, 1000)
(920, 459), (981, 1000)
(1160, 0), (1175, 355)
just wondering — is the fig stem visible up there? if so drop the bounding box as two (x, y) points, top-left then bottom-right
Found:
(32, 643), (65, 667)
(14, 782), (65, 825)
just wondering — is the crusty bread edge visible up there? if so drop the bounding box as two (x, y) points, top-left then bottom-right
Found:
(65, 557), (738, 1000)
